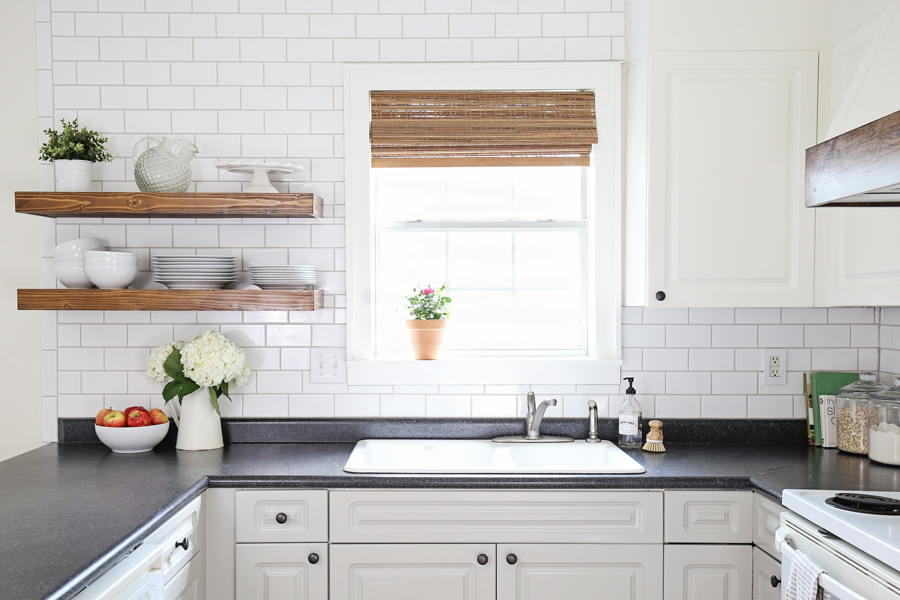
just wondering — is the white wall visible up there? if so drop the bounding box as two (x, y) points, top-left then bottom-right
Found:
(0, 0), (44, 461)
(31, 0), (880, 435)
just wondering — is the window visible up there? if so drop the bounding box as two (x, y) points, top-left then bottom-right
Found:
(345, 64), (622, 383)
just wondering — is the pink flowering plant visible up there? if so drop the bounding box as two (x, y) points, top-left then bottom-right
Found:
(405, 283), (452, 320)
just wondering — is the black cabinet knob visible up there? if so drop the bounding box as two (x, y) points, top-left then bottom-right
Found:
(655, 291), (666, 301)
(477, 554), (488, 565)
(175, 538), (189, 551)
(770, 575), (781, 588)
(276, 512), (288, 524)
(506, 554), (517, 565)
(308, 553), (319, 564)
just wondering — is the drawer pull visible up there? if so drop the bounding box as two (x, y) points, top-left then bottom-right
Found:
(308, 553), (319, 565)
(276, 512), (288, 524)
(506, 554), (517, 565)
(175, 538), (189, 552)
(477, 554), (488, 565)
(770, 575), (781, 588)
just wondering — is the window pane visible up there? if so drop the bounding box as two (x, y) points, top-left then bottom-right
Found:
(515, 231), (582, 289)
(375, 166), (583, 221)
(449, 232), (512, 288)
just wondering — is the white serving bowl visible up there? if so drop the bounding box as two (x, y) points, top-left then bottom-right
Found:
(85, 264), (138, 289)
(55, 264), (94, 289)
(95, 422), (169, 454)
(53, 238), (104, 259)
(85, 251), (138, 266)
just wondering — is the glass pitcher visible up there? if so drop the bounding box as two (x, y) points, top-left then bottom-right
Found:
(133, 137), (198, 193)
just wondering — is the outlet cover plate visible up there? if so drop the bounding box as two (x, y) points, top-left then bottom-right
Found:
(763, 349), (787, 385)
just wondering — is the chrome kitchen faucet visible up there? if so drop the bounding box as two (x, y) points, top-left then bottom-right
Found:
(492, 391), (573, 443)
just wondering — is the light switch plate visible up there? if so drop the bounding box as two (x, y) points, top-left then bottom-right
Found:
(310, 347), (347, 384)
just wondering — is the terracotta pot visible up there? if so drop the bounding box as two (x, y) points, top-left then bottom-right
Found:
(406, 319), (448, 360)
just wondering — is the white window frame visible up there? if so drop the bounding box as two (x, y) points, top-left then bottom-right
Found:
(344, 62), (622, 385)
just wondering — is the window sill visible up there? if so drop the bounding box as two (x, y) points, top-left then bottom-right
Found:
(346, 357), (622, 386)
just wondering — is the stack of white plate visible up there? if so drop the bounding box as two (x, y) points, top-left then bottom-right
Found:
(249, 265), (317, 290)
(152, 255), (238, 289)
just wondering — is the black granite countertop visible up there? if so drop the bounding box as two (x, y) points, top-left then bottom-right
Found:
(5, 433), (900, 600)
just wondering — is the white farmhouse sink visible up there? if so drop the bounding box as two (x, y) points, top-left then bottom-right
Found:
(342, 439), (646, 474)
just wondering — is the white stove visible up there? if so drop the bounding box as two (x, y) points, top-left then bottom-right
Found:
(782, 489), (900, 569)
(778, 489), (900, 600)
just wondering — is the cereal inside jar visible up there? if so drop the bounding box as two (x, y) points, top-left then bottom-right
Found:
(836, 372), (887, 455)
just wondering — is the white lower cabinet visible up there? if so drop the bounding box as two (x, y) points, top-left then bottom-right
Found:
(330, 544), (495, 600)
(751, 547), (781, 600)
(497, 544), (663, 600)
(235, 543), (329, 600)
(165, 552), (206, 600)
(664, 545), (752, 600)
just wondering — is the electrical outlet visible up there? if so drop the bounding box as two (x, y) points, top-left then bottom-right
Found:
(763, 349), (787, 385)
(310, 348), (347, 384)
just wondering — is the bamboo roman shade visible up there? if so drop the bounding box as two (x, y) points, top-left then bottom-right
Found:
(370, 90), (598, 167)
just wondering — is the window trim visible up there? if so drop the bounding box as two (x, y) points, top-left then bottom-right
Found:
(344, 62), (623, 383)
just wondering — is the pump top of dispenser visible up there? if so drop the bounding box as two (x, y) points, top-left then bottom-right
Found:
(623, 377), (636, 395)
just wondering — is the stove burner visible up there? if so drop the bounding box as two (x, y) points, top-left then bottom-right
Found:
(825, 493), (900, 515)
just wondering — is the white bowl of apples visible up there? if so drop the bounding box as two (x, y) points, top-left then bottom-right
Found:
(95, 405), (170, 454)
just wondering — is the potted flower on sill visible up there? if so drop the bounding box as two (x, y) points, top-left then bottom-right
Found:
(39, 118), (112, 192)
(405, 283), (452, 360)
(147, 330), (250, 451)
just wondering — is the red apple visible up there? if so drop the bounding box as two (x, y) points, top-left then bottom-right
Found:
(124, 405), (144, 415)
(95, 408), (113, 426)
(148, 408), (169, 425)
(103, 410), (126, 427)
(126, 407), (152, 427)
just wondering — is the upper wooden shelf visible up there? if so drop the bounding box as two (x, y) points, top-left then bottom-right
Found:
(18, 289), (324, 311)
(14, 192), (322, 218)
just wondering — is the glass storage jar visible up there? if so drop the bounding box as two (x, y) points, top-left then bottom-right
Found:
(836, 372), (887, 455)
(868, 376), (900, 466)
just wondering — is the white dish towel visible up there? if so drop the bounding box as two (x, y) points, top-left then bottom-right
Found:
(785, 548), (831, 600)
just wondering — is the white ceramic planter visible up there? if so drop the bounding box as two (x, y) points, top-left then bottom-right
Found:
(175, 388), (224, 451)
(54, 159), (93, 192)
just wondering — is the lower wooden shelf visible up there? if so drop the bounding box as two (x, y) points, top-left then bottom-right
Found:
(17, 289), (324, 311)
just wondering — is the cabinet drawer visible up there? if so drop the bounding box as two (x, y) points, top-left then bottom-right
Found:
(664, 490), (752, 543)
(235, 489), (328, 543)
(664, 544), (752, 600)
(752, 493), (783, 559)
(145, 495), (202, 583)
(330, 490), (663, 544)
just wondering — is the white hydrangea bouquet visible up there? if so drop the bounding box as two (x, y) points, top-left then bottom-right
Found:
(147, 330), (250, 419)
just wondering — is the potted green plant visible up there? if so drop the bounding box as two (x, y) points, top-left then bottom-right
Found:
(39, 118), (112, 192)
(405, 283), (452, 360)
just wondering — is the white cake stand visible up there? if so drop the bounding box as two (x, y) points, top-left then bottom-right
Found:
(216, 160), (305, 193)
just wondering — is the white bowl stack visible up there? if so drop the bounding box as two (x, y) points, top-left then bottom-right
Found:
(53, 238), (104, 289)
(249, 265), (317, 289)
(84, 250), (139, 289)
(152, 255), (238, 289)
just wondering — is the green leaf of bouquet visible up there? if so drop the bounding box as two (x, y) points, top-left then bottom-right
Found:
(180, 379), (200, 398)
(163, 349), (184, 379)
(221, 381), (230, 399)
(162, 381), (181, 402)
(208, 387), (221, 415)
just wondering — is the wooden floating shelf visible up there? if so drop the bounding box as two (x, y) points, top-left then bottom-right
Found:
(17, 289), (324, 312)
(14, 192), (322, 218)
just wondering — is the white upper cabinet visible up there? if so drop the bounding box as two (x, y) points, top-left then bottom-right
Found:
(626, 50), (818, 307)
(814, 3), (900, 306)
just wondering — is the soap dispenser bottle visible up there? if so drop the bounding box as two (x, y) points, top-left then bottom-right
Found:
(618, 377), (643, 449)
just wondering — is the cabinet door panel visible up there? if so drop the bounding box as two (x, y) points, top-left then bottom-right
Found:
(647, 51), (817, 306)
(330, 544), (495, 600)
(165, 551), (205, 600)
(664, 545), (751, 600)
(497, 544), (662, 600)
(235, 543), (327, 600)
(752, 547), (781, 600)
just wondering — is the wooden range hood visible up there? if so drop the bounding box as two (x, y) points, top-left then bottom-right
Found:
(806, 108), (900, 207)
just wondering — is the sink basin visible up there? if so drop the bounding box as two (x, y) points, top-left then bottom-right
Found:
(342, 439), (646, 474)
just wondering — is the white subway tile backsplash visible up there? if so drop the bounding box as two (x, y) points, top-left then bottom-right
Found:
(782, 308), (828, 324)
(758, 325), (804, 348)
(700, 395), (747, 419)
(805, 325), (850, 348)
(828, 307), (876, 324)
(588, 11), (623, 35)
(665, 325), (710, 348)
(267, 324), (312, 346)
(656, 395), (701, 418)
(380, 394), (427, 416)
(426, 394), (471, 417)
(811, 348), (858, 371)
(643, 348), (687, 371)
(734, 308), (781, 324)
(666, 372), (711, 395)
(335, 394), (379, 416)
(518, 37), (564, 60)
(289, 394), (335, 416)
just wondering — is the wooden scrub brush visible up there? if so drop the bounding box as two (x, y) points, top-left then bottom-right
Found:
(642, 420), (666, 452)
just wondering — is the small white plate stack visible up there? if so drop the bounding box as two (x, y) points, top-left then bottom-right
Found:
(152, 255), (238, 289)
(249, 265), (317, 289)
